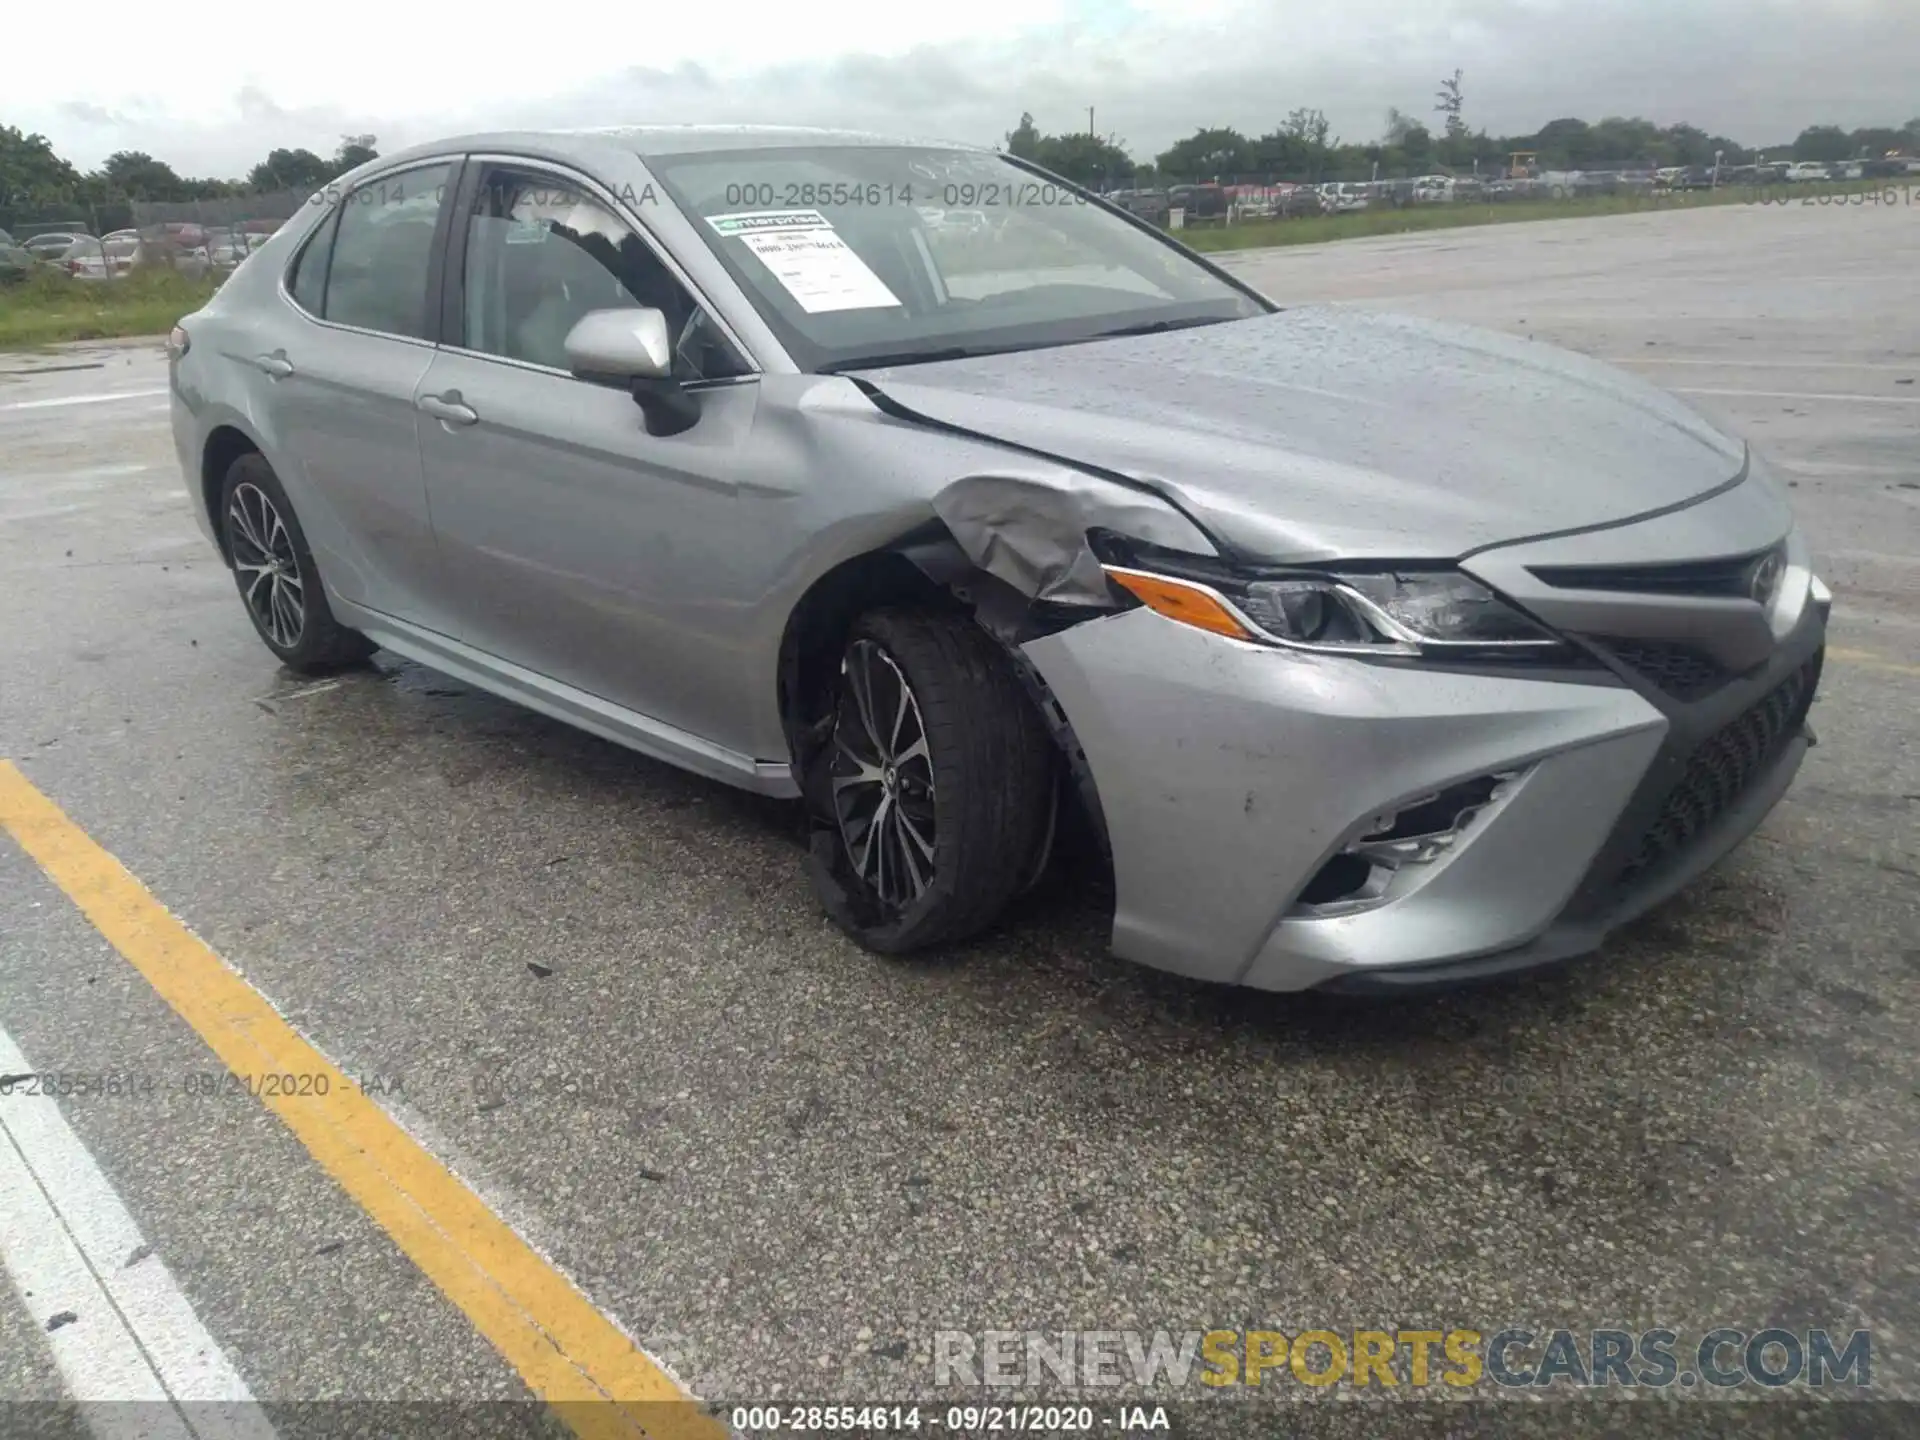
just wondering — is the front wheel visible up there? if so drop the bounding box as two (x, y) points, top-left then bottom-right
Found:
(806, 610), (1054, 954)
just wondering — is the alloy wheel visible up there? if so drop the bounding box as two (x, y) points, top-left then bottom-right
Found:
(228, 481), (305, 649)
(830, 639), (938, 911)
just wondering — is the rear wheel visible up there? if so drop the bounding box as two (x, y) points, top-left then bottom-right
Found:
(806, 609), (1053, 953)
(219, 453), (374, 674)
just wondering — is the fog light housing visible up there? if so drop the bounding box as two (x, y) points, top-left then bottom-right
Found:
(1291, 770), (1523, 914)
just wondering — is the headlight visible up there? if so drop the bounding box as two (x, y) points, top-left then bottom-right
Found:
(1102, 556), (1572, 661)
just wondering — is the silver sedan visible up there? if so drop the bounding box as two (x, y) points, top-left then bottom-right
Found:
(167, 126), (1830, 993)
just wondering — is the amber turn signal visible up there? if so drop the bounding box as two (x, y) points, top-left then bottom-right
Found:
(1102, 566), (1256, 641)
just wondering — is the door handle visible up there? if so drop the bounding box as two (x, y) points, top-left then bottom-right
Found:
(417, 392), (478, 426)
(253, 352), (294, 379)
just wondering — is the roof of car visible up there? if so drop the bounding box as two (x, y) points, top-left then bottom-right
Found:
(581, 124), (985, 156)
(373, 125), (989, 170)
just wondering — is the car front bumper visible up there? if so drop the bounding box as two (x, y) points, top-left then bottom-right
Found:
(1021, 569), (1828, 995)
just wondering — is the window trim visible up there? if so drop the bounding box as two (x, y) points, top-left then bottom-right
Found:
(276, 156), (466, 346)
(282, 200), (341, 318)
(436, 153), (760, 383)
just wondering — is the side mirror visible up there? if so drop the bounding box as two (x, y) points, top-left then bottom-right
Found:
(563, 307), (672, 381)
(562, 306), (701, 437)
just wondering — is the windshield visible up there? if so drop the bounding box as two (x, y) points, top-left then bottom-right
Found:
(647, 145), (1268, 372)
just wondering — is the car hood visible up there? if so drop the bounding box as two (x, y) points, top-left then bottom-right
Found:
(855, 307), (1747, 563)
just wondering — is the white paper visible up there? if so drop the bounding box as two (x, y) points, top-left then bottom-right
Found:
(707, 210), (901, 314)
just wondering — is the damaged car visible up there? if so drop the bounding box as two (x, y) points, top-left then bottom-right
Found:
(167, 126), (1831, 993)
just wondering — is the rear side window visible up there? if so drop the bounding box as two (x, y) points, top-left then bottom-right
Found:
(286, 207), (337, 311)
(315, 162), (454, 339)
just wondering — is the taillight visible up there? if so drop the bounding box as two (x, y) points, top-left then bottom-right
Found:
(167, 326), (190, 358)
(69, 259), (84, 275)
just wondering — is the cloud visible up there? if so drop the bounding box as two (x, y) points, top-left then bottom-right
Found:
(55, 101), (130, 127)
(10, 0), (1917, 174)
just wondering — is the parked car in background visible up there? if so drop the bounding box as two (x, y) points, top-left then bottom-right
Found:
(1104, 188), (1170, 224)
(143, 224), (213, 277)
(102, 229), (147, 275)
(23, 230), (86, 261)
(24, 231), (109, 278)
(1315, 182), (1369, 213)
(0, 227), (37, 283)
(1782, 162), (1831, 183)
(1166, 183), (1227, 223)
(1666, 166), (1720, 191)
(204, 227), (264, 269)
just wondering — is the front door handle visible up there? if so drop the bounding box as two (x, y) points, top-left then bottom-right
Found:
(417, 391), (478, 426)
(253, 351), (294, 379)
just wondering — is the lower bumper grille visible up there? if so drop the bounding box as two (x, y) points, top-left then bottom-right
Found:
(1601, 638), (1729, 700)
(1616, 648), (1823, 886)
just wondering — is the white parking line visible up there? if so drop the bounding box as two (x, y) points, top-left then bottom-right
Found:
(0, 390), (170, 412)
(0, 1025), (275, 1440)
(1670, 386), (1920, 406)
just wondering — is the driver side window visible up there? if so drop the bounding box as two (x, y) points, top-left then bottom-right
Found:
(459, 166), (744, 380)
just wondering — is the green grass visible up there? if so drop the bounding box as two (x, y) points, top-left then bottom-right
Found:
(1177, 179), (1907, 253)
(0, 267), (220, 350)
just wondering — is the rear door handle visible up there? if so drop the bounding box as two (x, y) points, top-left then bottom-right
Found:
(253, 352), (294, 379)
(417, 391), (478, 426)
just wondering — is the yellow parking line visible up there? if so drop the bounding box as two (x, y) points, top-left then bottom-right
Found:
(0, 761), (724, 1440)
(1829, 646), (1920, 678)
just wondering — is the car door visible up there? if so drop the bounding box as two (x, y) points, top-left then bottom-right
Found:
(265, 158), (459, 628)
(413, 157), (764, 749)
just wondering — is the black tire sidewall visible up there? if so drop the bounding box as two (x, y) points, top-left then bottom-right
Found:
(815, 608), (1051, 954)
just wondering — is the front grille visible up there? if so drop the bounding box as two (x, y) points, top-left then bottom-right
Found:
(1615, 649), (1822, 887)
(1531, 550), (1774, 598)
(1602, 638), (1730, 701)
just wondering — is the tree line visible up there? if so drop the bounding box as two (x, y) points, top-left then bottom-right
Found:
(1006, 79), (1920, 187)
(7, 86), (1920, 214)
(0, 127), (380, 210)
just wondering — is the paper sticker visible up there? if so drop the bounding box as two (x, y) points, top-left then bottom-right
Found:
(706, 210), (901, 314)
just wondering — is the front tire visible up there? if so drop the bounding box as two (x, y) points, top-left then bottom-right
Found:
(806, 609), (1053, 954)
(218, 453), (374, 674)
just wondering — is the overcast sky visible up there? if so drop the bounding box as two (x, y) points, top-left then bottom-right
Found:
(14, 0), (1918, 175)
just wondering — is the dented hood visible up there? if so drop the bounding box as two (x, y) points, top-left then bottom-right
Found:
(856, 308), (1748, 564)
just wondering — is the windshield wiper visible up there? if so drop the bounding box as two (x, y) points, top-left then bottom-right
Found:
(822, 345), (1007, 374)
(1083, 315), (1232, 341)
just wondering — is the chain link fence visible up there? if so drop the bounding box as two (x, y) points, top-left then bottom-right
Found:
(0, 187), (316, 282)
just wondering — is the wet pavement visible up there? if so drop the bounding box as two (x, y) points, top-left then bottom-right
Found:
(1, 201), (1916, 1434)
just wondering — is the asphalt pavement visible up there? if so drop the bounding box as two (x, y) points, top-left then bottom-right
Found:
(1, 198), (1916, 1437)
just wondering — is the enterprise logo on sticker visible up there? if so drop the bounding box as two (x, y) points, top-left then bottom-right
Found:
(706, 209), (832, 236)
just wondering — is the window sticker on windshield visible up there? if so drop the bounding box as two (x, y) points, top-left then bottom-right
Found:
(706, 210), (901, 313)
